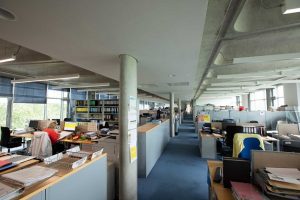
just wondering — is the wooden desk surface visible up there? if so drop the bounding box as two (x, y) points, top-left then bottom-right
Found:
(60, 138), (96, 144)
(11, 133), (34, 138)
(200, 132), (223, 139)
(207, 160), (234, 200)
(138, 119), (169, 134)
(261, 136), (278, 142)
(0, 159), (39, 175)
(18, 153), (107, 200)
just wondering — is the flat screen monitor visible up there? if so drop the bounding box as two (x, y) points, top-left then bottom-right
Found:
(222, 122), (236, 131)
(28, 120), (39, 130)
(64, 122), (78, 131)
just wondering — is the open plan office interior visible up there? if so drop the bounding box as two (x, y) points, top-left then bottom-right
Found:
(0, 0), (300, 200)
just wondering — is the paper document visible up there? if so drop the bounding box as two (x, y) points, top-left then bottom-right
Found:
(266, 167), (300, 185)
(266, 167), (300, 179)
(2, 166), (57, 186)
(0, 181), (23, 200)
(59, 131), (73, 140)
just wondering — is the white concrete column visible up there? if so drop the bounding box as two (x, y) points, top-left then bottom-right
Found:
(119, 54), (138, 200)
(170, 92), (175, 137)
(178, 98), (182, 124)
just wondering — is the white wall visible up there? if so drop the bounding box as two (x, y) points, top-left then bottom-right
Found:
(196, 97), (236, 106)
(241, 94), (249, 109)
(283, 83), (300, 106)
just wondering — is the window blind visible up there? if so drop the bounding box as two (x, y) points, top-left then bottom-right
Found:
(0, 76), (12, 97)
(14, 82), (47, 104)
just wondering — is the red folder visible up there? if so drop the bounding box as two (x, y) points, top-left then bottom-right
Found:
(231, 181), (264, 200)
(0, 160), (12, 168)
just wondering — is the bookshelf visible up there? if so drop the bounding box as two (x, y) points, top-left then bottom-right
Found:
(74, 99), (119, 124)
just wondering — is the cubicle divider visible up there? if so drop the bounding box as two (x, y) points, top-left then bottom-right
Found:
(195, 109), (300, 130)
(138, 119), (170, 178)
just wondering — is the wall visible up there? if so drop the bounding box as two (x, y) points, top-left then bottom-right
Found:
(196, 97), (236, 106)
(241, 94), (249, 109)
(284, 83), (299, 106)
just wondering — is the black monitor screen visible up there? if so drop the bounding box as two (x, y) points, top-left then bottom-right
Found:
(29, 120), (39, 129)
(222, 122), (236, 131)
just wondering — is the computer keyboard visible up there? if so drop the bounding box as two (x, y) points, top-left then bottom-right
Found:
(7, 155), (36, 164)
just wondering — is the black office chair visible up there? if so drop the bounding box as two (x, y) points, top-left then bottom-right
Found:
(220, 125), (244, 157)
(63, 118), (72, 122)
(225, 126), (244, 148)
(1, 127), (22, 153)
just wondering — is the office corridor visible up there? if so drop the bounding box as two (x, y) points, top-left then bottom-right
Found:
(138, 119), (209, 200)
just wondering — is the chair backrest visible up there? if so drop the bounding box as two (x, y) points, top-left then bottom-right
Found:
(29, 131), (52, 159)
(233, 133), (264, 160)
(225, 125), (244, 148)
(0, 127), (11, 146)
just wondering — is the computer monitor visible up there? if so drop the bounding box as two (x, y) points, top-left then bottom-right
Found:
(222, 122), (236, 131)
(64, 122), (78, 131)
(28, 120), (39, 130)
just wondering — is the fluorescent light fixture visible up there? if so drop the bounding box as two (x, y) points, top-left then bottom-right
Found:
(217, 71), (283, 79)
(53, 83), (110, 89)
(233, 52), (300, 64)
(0, 55), (15, 63)
(11, 74), (80, 84)
(282, 0), (300, 14)
(77, 88), (119, 92)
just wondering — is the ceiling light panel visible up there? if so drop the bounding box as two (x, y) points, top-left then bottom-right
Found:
(11, 74), (80, 84)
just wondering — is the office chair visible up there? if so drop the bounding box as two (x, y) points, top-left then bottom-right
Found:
(63, 118), (72, 122)
(220, 125), (244, 157)
(29, 131), (52, 159)
(225, 126), (244, 148)
(233, 133), (264, 160)
(0, 127), (22, 153)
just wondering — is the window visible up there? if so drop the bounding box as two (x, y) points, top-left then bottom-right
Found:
(0, 97), (8, 127)
(250, 90), (267, 111)
(273, 85), (285, 107)
(47, 89), (69, 120)
(47, 98), (62, 120)
(12, 103), (45, 129)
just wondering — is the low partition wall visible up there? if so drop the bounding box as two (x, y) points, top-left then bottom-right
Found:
(138, 119), (170, 178)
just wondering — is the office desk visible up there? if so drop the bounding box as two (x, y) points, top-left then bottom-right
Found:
(262, 136), (280, 151)
(0, 159), (39, 175)
(207, 160), (234, 200)
(18, 154), (107, 200)
(11, 133), (34, 139)
(199, 132), (220, 159)
(60, 138), (95, 145)
(11, 133), (33, 148)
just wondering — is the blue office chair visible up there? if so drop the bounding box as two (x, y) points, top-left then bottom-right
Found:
(233, 133), (264, 160)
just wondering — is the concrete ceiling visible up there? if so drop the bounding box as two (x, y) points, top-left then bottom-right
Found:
(194, 0), (300, 103)
(0, 39), (168, 103)
(0, 0), (208, 101)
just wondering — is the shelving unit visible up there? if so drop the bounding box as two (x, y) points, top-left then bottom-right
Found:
(74, 99), (119, 125)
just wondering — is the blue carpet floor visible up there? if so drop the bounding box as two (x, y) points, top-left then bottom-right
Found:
(138, 122), (209, 200)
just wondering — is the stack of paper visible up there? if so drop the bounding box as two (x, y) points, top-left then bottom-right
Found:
(0, 181), (23, 200)
(1, 166), (57, 187)
(255, 167), (300, 199)
(59, 131), (73, 140)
